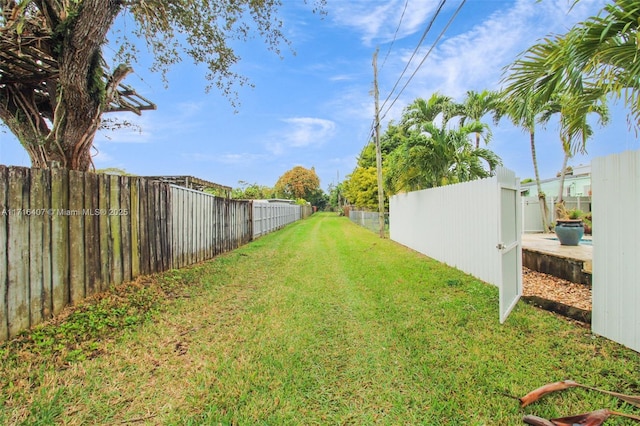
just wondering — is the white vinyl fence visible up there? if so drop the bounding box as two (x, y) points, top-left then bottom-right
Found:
(390, 169), (519, 288)
(591, 150), (640, 352)
(390, 168), (522, 323)
(522, 195), (592, 233)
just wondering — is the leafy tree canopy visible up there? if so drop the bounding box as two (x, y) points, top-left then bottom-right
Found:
(231, 181), (274, 200)
(0, 0), (325, 170)
(501, 0), (639, 150)
(342, 166), (381, 210)
(274, 165), (321, 201)
(383, 95), (501, 194)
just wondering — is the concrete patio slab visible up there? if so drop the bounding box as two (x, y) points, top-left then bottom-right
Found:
(521, 233), (592, 284)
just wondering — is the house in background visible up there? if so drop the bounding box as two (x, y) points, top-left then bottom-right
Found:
(520, 164), (592, 233)
(520, 164), (591, 198)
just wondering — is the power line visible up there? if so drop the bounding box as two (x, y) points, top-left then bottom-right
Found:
(380, 0), (467, 122)
(378, 0), (448, 115)
(380, 0), (410, 71)
(361, 0), (467, 152)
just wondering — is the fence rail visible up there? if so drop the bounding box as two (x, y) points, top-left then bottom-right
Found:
(0, 166), (306, 341)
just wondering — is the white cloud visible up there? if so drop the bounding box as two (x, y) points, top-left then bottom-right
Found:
(90, 142), (114, 168)
(95, 101), (206, 144)
(379, 0), (606, 106)
(280, 117), (336, 148)
(330, 0), (440, 45)
(330, 74), (355, 82)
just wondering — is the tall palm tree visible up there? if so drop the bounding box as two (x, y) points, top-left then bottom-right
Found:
(502, 0), (640, 147)
(539, 93), (610, 204)
(494, 91), (551, 231)
(459, 90), (498, 149)
(401, 93), (458, 133)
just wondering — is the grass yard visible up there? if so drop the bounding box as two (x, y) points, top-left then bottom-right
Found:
(2, 212), (639, 425)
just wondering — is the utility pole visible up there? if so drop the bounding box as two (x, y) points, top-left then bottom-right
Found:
(372, 48), (385, 238)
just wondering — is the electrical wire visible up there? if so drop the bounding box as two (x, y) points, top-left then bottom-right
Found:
(378, 0), (448, 115)
(379, 0), (467, 122)
(380, 0), (410, 71)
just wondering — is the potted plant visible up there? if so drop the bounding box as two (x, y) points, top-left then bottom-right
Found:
(555, 205), (585, 245)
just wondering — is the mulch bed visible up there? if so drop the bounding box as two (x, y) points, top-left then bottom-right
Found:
(522, 267), (592, 324)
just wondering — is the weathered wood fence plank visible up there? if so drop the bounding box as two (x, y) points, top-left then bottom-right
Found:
(98, 174), (111, 292)
(50, 168), (69, 315)
(109, 175), (123, 286)
(29, 168), (50, 325)
(68, 170), (85, 304)
(0, 166), (9, 340)
(84, 172), (100, 297)
(138, 178), (150, 275)
(120, 177), (132, 283)
(130, 178), (140, 277)
(7, 167), (30, 338)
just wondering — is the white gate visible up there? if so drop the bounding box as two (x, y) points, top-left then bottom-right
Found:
(497, 169), (522, 323)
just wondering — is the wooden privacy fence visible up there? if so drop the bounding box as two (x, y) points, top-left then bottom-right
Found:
(170, 185), (252, 269)
(0, 166), (305, 341)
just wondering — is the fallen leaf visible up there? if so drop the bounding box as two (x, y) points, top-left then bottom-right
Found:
(550, 409), (611, 426)
(576, 384), (640, 408)
(520, 380), (579, 407)
(523, 414), (556, 425)
(551, 409), (640, 425)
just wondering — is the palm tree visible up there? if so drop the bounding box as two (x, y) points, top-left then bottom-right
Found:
(443, 121), (501, 183)
(384, 112), (501, 194)
(502, 0), (640, 146)
(538, 93), (609, 204)
(401, 93), (458, 133)
(494, 91), (551, 231)
(459, 90), (498, 149)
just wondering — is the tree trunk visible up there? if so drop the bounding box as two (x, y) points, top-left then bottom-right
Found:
(530, 129), (550, 232)
(0, 0), (123, 171)
(55, 0), (122, 170)
(557, 147), (570, 203)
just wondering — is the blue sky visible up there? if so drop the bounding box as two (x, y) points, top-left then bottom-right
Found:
(1, 0), (638, 192)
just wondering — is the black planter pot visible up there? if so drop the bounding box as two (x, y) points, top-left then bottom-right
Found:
(555, 220), (584, 246)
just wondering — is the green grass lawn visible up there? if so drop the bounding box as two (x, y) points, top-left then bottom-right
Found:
(2, 212), (639, 425)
